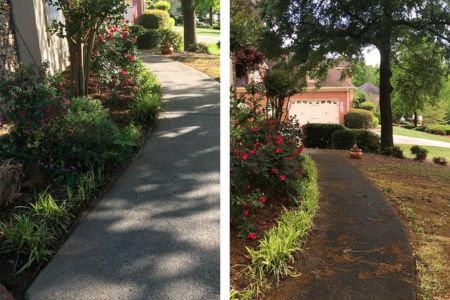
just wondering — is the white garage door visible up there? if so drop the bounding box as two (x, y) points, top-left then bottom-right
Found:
(289, 100), (340, 124)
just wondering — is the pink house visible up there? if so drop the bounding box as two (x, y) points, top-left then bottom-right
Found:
(125, 0), (146, 23)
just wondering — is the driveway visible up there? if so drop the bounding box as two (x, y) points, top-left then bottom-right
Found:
(26, 55), (220, 299)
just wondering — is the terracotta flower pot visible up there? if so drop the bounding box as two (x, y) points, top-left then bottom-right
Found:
(349, 149), (363, 159)
(161, 42), (173, 55)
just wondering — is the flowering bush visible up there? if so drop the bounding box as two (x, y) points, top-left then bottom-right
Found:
(91, 19), (138, 88)
(235, 48), (264, 78)
(231, 89), (304, 237)
(0, 63), (68, 140)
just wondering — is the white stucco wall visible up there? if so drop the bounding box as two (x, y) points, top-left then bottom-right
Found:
(11, 0), (69, 74)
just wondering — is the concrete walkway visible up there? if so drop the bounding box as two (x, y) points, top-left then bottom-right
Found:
(264, 149), (416, 300)
(26, 55), (220, 299)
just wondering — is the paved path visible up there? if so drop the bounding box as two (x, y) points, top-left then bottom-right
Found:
(264, 149), (416, 300)
(26, 55), (220, 299)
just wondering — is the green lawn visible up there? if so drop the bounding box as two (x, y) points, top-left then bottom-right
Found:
(393, 127), (450, 143)
(398, 144), (450, 161)
(207, 43), (220, 55)
(174, 26), (220, 37)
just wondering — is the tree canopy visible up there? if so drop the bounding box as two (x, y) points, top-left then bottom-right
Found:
(258, 0), (450, 150)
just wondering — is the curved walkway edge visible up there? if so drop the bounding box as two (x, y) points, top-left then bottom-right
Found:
(26, 55), (220, 300)
(266, 149), (416, 300)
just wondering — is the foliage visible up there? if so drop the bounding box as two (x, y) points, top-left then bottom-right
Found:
(0, 64), (67, 140)
(432, 157), (448, 166)
(246, 155), (318, 289)
(0, 213), (55, 275)
(381, 146), (405, 159)
(258, 0), (450, 151)
(91, 19), (137, 88)
(372, 116), (380, 127)
(360, 102), (375, 111)
(230, 0), (263, 52)
(153, 0), (171, 11)
(411, 145), (429, 161)
(194, 0), (220, 16)
(129, 65), (162, 125)
(331, 129), (355, 150)
(345, 109), (374, 129)
(0, 160), (23, 208)
(302, 123), (344, 149)
(234, 48), (265, 79)
(351, 129), (381, 153)
(186, 42), (209, 54)
(128, 24), (147, 37)
(422, 101), (448, 126)
(140, 9), (170, 30)
(425, 124), (450, 136)
(351, 61), (379, 87)
(46, 0), (127, 96)
(136, 29), (162, 49)
(158, 29), (183, 51)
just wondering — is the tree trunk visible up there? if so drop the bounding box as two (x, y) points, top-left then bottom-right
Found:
(378, 44), (394, 151)
(414, 111), (418, 127)
(182, 0), (196, 50)
(83, 31), (96, 95)
(209, 6), (213, 27)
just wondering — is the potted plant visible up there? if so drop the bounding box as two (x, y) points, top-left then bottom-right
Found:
(349, 143), (363, 159)
(161, 42), (173, 55)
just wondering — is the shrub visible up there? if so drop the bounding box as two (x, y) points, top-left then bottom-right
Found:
(345, 109), (374, 129)
(410, 145), (428, 161)
(140, 9), (170, 30)
(373, 111), (381, 121)
(331, 129), (355, 150)
(415, 126), (426, 132)
(432, 157), (448, 165)
(213, 24), (220, 30)
(381, 146), (404, 159)
(37, 97), (141, 174)
(158, 28), (183, 51)
(351, 129), (381, 153)
(401, 124), (415, 129)
(169, 17), (175, 29)
(425, 124), (450, 135)
(372, 116), (379, 127)
(0, 64), (67, 140)
(137, 29), (162, 49)
(302, 123), (344, 148)
(186, 42), (209, 54)
(360, 101), (375, 111)
(153, 0), (170, 10)
(129, 24), (147, 37)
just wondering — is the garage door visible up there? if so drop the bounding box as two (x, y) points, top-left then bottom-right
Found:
(289, 100), (340, 124)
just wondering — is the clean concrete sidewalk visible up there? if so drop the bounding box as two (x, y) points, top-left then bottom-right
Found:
(26, 55), (220, 300)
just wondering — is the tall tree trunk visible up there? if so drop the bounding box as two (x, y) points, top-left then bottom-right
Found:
(182, 0), (196, 50)
(68, 40), (79, 96)
(209, 6), (213, 26)
(84, 31), (96, 95)
(78, 42), (85, 96)
(378, 43), (394, 151)
(414, 111), (418, 127)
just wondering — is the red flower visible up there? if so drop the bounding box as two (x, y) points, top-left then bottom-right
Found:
(271, 166), (278, 174)
(298, 144), (305, 153)
(247, 232), (257, 240)
(241, 153), (248, 161)
(249, 148), (257, 155)
(251, 126), (258, 133)
(120, 69), (126, 76)
(275, 147), (282, 154)
(261, 197), (267, 204)
(279, 175), (287, 181)
(122, 32), (128, 40)
(254, 141), (262, 147)
(276, 136), (284, 145)
(129, 54), (134, 61)
(242, 202), (249, 209)
(243, 210), (250, 217)
(287, 156), (293, 161)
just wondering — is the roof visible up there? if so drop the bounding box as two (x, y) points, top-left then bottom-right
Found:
(307, 68), (354, 88)
(358, 82), (379, 95)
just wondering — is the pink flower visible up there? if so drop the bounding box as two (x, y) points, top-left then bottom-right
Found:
(120, 69), (127, 76)
(279, 175), (286, 181)
(243, 210), (250, 217)
(271, 166), (278, 174)
(247, 232), (257, 240)
(261, 197), (267, 204)
(242, 202), (249, 209)
(251, 126), (258, 133)
(241, 153), (248, 161)
(287, 156), (293, 161)
(129, 54), (134, 61)
(275, 147), (282, 154)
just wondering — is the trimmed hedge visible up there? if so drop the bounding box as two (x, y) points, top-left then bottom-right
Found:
(136, 29), (162, 49)
(331, 129), (355, 150)
(303, 123), (344, 148)
(159, 28), (182, 51)
(352, 129), (380, 153)
(425, 124), (450, 135)
(153, 0), (170, 10)
(411, 145), (428, 161)
(360, 101), (376, 111)
(345, 109), (374, 129)
(140, 9), (170, 30)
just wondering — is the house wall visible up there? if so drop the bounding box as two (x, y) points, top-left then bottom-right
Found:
(11, 0), (70, 74)
(0, 0), (19, 80)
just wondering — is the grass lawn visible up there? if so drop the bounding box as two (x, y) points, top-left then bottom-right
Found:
(398, 144), (450, 161)
(207, 43), (220, 56)
(393, 127), (450, 143)
(174, 26), (220, 37)
(344, 152), (450, 300)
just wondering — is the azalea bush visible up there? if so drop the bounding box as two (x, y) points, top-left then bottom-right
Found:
(231, 88), (304, 238)
(91, 19), (138, 89)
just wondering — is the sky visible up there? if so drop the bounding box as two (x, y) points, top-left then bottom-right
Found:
(363, 47), (380, 66)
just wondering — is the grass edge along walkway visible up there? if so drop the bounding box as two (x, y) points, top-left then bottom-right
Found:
(231, 155), (319, 299)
